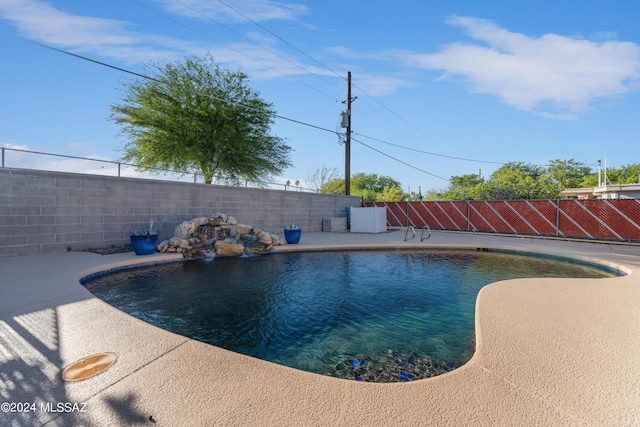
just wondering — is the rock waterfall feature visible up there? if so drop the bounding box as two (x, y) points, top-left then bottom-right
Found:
(156, 212), (285, 259)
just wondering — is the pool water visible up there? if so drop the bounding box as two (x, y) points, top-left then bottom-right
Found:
(82, 249), (618, 382)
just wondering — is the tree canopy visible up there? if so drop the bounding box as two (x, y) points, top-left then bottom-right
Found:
(321, 172), (407, 201)
(480, 162), (555, 200)
(110, 53), (292, 184)
(580, 162), (640, 187)
(545, 159), (592, 189)
(309, 160), (637, 202)
(437, 160), (640, 201)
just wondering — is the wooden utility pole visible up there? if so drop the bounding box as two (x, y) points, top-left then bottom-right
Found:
(345, 71), (352, 195)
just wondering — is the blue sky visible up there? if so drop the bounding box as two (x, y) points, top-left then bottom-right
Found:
(1, 0), (639, 193)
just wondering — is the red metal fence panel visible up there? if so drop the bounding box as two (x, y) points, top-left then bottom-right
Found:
(522, 200), (559, 236)
(603, 200), (640, 239)
(363, 199), (640, 242)
(558, 199), (640, 240)
(409, 201), (466, 230)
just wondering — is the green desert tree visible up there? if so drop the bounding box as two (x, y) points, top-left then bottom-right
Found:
(441, 173), (485, 200)
(478, 162), (555, 200)
(615, 163), (640, 183)
(378, 185), (407, 201)
(544, 159), (591, 191)
(434, 159), (635, 201)
(581, 162), (640, 187)
(440, 160), (593, 200)
(350, 173), (401, 195)
(110, 53), (292, 184)
(320, 177), (346, 194)
(321, 172), (405, 201)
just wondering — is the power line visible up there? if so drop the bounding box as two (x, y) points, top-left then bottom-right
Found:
(26, 39), (455, 183)
(25, 39), (338, 135)
(351, 136), (450, 182)
(168, 0), (345, 97)
(172, 0), (547, 172)
(213, 0), (419, 134)
(209, 0), (509, 169)
(168, 0), (421, 149)
(133, 0), (339, 102)
(216, 0), (344, 80)
(349, 82), (429, 137)
(353, 132), (506, 165)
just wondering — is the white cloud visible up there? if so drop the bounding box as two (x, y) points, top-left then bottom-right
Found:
(0, 0), (197, 63)
(591, 31), (618, 42)
(0, 0), (412, 96)
(405, 16), (640, 119)
(0, 0), (133, 46)
(353, 74), (416, 97)
(318, 47), (419, 95)
(151, 0), (309, 23)
(0, 0), (318, 75)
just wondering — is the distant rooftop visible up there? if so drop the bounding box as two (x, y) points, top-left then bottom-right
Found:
(561, 183), (640, 199)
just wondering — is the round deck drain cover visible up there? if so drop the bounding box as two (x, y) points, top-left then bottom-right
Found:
(62, 353), (117, 382)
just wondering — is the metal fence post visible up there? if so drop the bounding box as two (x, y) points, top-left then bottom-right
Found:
(555, 199), (560, 237)
(1, 147), (4, 167)
(117, 163), (121, 177)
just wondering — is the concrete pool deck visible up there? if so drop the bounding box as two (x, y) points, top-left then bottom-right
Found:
(1, 230), (639, 426)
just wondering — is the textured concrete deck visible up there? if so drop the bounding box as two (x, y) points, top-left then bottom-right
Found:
(1, 230), (639, 426)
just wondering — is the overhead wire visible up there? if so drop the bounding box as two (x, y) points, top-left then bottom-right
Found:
(132, 0), (339, 102)
(215, 0), (344, 80)
(353, 132), (506, 165)
(350, 81), (429, 137)
(212, 3), (433, 144)
(213, 0), (408, 134)
(351, 136), (450, 181)
(25, 40), (337, 135)
(26, 39), (455, 182)
(167, 0), (345, 97)
(211, 0), (419, 141)
(210, 0), (509, 168)
(182, 5), (603, 176)
(139, 0), (464, 179)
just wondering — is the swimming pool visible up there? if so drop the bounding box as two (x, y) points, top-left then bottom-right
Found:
(82, 249), (619, 382)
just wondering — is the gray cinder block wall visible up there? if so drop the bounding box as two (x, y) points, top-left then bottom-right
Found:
(0, 168), (361, 256)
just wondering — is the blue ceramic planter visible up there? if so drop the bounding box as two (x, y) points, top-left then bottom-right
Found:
(283, 229), (302, 244)
(130, 234), (159, 255)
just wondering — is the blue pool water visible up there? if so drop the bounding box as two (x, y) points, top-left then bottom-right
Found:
(82, 249), (619, 382)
